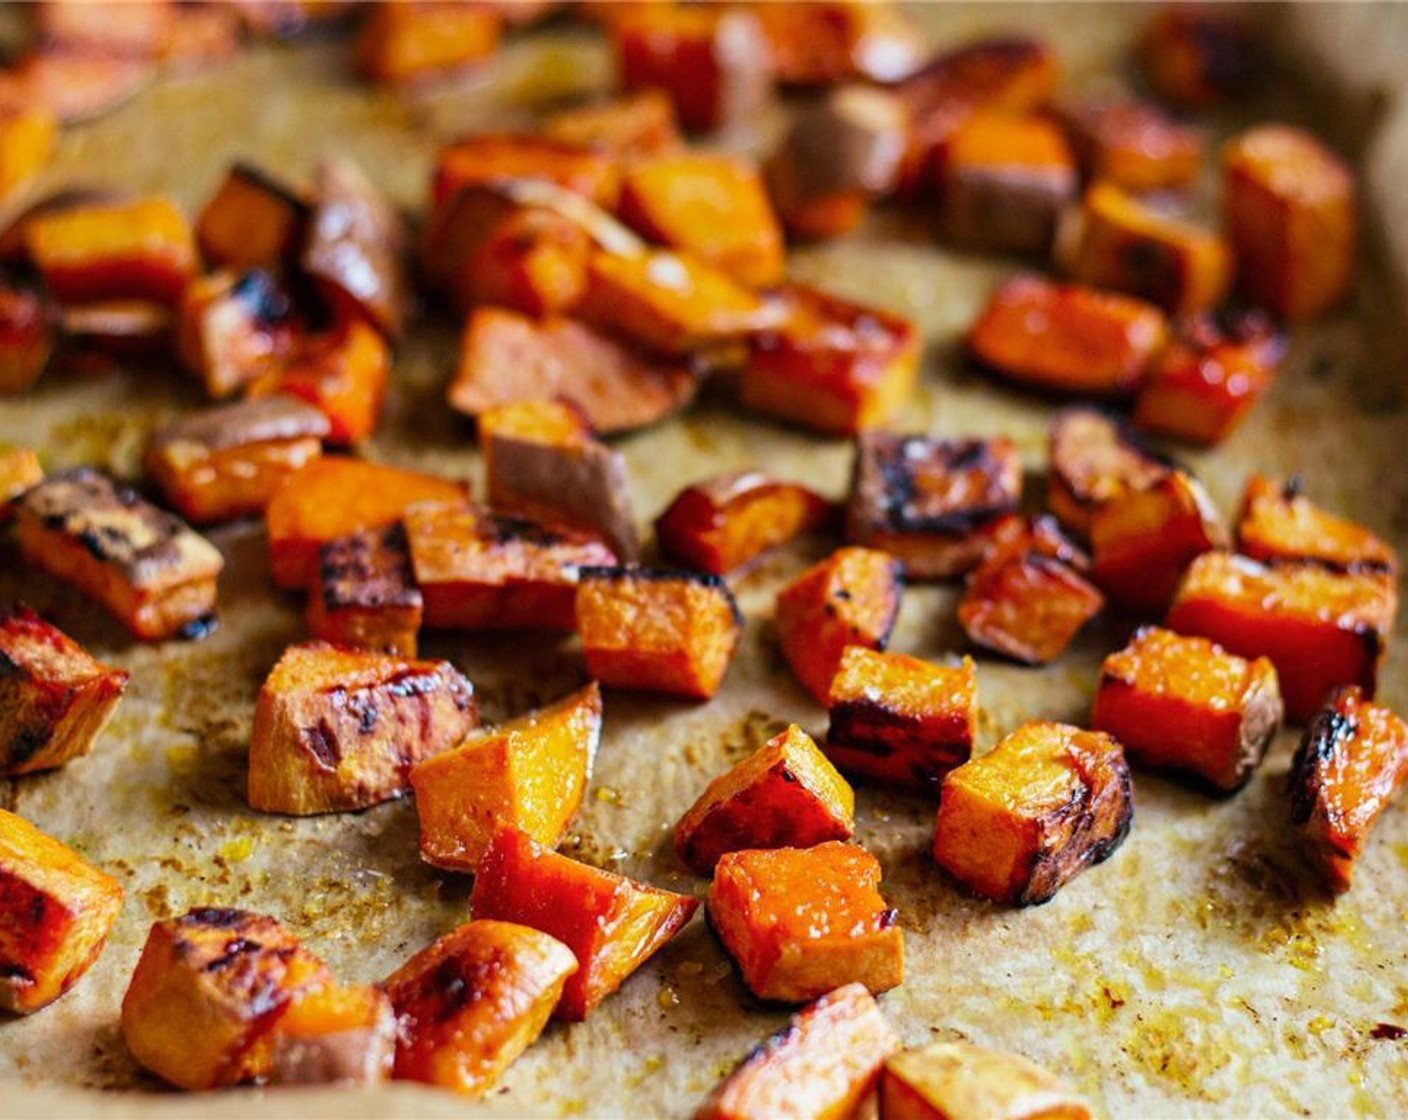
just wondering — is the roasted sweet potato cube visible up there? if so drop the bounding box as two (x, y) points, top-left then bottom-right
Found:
(449, 307), (698, 435)
(1064, 182), (1230, 315)
(968, 274), (1167, 399)
(708, 841), (902, 1003)
(655, 470), (831, 575)
(1133, 308), (1284, 446)
(542, 89), (682, 158)
(1289, 686), (1408, 894)
(613, 5), (773, 134)
(121, 907), (334, 1089)
(266, 981), (395, 1087)
(0, 108), (56, 201)
(481, 398), (639, 562)
(306, 524), (423, 656)
(676, 724), (855, 874)
(940, 114), (1076, 255)
(432, 133), (621, 209)
(15, 469), (223, 641)
(406, 503), (615, 631)
(355, 1), (501, 86)
(195, 162), (311, 272)
(1090, 470), (1226, 615)
(471, 827), (698, 1020)
(25, 195), (196, 305)
(1236, 475), (1396, 577)
(1057, 96), (1204, 193)
(35, 0), (174, 56)
(881, 1040), (1092, 1120)
(751, 1), (924, 86)
(1046, 407), (1171, 540)
(248, 640), (477, 815)
(1166, 552), (1397, 724)
(699, 982), (900, 1120)
(0, 808), (123, 1014)
(0, 285), (54, 395)
(265, 457), (468, 590)
(575, 566), (741, 699)
(161, 3), (241, 74)
(144, 394), (329, 525)
(177, 269), (296, 399)
(776, 546), (903, 705)
(0, 445), (43, 516)
(0, 50), (152, 125)
(1140, 4), (1261, 109)
(410, 683), (601, 871)
(741, 284), (920, 437)
(1223, 124), (1355, 321)
(932, 722), (1132, 906)
(248, 318), (390, 445)
(383, 918), (577, 1097)
(959, 542), (1103, 666)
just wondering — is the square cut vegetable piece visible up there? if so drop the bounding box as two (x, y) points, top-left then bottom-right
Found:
(15, 468), (224, 641)
(410, 683), (601, 871)
(306, 523), (423, 656)
(265, 457), (469, 590)
(1046, 407), (1171, 541)
(826, 647), (976, 794)
(708, 841), (903, 1003)
(776, 546), (903, 705)
(144, 394), (329, 525)
(195, 162), (311, 272)
(675, 724), (855, 874)
(1057, 96), (1204, 193)
(698, 983), (900, 1120)
(383, 918), (577, 1097)
(248, 640), (477, 816)
(575, 566), (742, 699)
(0, 445), (42, 514)
(968, 274), (1167, 399)
(262, 980), (396, 1088)
(932, 722), (1133, 906)
(882, 1040), (1092, 1120)
(741, 283), (920, 438)
(752, 1), (924, 86)
(176, 269), (295, 399)
(846, 432), (1022, 580)
(471, 827), (699, 1021)
(0, 808), (123, 1014)
(355, 0), (501, 86)
(542, 89), (682, 158)
(0, 108), (56, 201)
(1236, 474), (1397, 577)
(248, 317), (390, 444)
(1289, 686), (1408, 894)
(0, 603), (128, 777)
(656, 469), (831, 575)
(1093, 626), (1282, 794)
(432, 132), (621, 210)
(1166, 552), (1397, 724)
(1223, 124), (1355, 320)
(0, 285), (54, 395)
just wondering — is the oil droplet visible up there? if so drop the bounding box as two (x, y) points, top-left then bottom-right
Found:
(218, 836), (253, 863)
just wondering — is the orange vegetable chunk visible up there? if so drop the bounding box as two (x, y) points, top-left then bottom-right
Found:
(0, 285), (54, 395)
(751, 1), (924, 86)
(1236, 474), (1397, 577)
(432, 132), (620, 210)
(881, 1039), (1092, 1120)
(1057, 95), (1204, 192)
(542, 89), (682, 158)
(249, 317), (390, 444)
(195, 162), (311, 273)
(0, 108), (56, 201)
(1046, 406), (1171, 540)
(265, 980), (395, 1087)
(0, 445), (43, 515)
(1141, 5), (1260, 109)
(355, 0), (501, 86)
(176, 269), (295, 399)
(306, 524), (423, 656)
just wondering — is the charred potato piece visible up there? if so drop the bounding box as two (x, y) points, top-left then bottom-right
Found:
(248, 317), (390, 445)
(0, 50), (153, 125)
(699, 982), (900, 1120)
(306, 523), (423, 656)
(542, 89), (681, 157)
(248, 640), (477, 815)
(0, 285), (55, 395)
(881, 1040), (1092, 1120)
(1166, 552), (1397, 724)
(410, 683), (601, 871)
(355, 0), (501, 86)
(266, 981), (395, 1087)
(195, 162), (312, 273)
(0, 445), (43, 516)
(383, 918), (577, 1097)
(176, 269), (295, 399)
(432, 132), (620, 210)
(471, 826), (698, 1021)
(0, 808), (123, 1014)
(15, 468), (223, 641)
(0, 108), (57, 201)
(1236, 474), (1397, 577)
(1047, 406), (1171, 540)
(708, 841), (902, 1003)
(750, 1), (924, 86)
(1140, 4), (1261, 109)
(1057, 95), (1204, 193)
(675, 724), (856, 875)
(932, 722), (1132, 906)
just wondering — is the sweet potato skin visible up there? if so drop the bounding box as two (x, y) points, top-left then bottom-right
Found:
(248, 317), (390, 445)
(266, 981), (395, 1087)
(1047, 406), (1172, 540)
(306, 523), (423, 656)
(0, 445), (43, 515)
(355, 1), (501, 86)
(1142, 5), (1260, 109)
(881, 1040), (1092, 1120)
(1236, 474), (1396, 577)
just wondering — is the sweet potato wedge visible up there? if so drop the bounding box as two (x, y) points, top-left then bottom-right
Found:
(355, 1), (501, 86)
(306, 524), (423, 656)
(541, 89), (682, 158)
(195, 162), (312, 273)
(265, 981), (395, 1087)
(0, 285), (55, 395)
(750, 0), (924, 86)
(176, 269), (296, 399)
(0, 445), (43, 516)
(1056, 95), (1204, 193)
(1236, 474), (1397, 577)
(0, 108), (57, 202)
(881, 1040), (1092, 1120)
(248, 317), (390, 445)
(1140, 4), (1261, 109)
(1046, 406), (1171, 540)
(432, 132), (620, 210)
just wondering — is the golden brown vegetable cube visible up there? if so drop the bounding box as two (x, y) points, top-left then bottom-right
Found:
(410, 683), (601, 871)
(265, 981), (396, 1087)
(0, 445), (43, 516)
(0, 284), (56, 395)
(699, 983), (900, 1120)
(15, 468), (224, 641)
(576, 566), (742, 700)
(248, 640), (477, 816)
(195, 162), (311, 273)
(383, 918), (577, 1097)
(1046, 406), (1171, 541)
(932, 722), (1132, 906)
(355, 0), (501, 86)
(1236, 474), (1397, 577)
(432, 132), (621, 211)
(306, 523), (423, 656)
(751, 1), (924, 86)
(541, 89), (682, 158)
(0, 808), (123, 1014)
(176, 269), (295, 399)
(675, 724), (855, 875)
(881, 1040), (1092, 1120)
(1056, 95), (1204, 193)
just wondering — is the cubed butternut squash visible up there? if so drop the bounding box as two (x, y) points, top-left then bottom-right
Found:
(0, 285), (54, 394)
(0, 445), (43, 515)
(881, 1040), (1092, 1120)
(248, 317), (390, 445)
(176, 269), (296, 399)
(355, 1), (501, 86)
(432, 132), (620, 210)
(195, 162), (311, 273)
(0, 108), (56, 201)
(1141, 5), (1261, 109)
(542, 89), (682, 158)
(1046, 406), (1171, 541)
(1056, 95), (1203, 193)
(1236, 474), (1397, 577)
(306, 524), (423, 656)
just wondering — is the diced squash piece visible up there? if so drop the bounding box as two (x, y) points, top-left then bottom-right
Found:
(0, 445), (43, 516)
(776, 547), (903, 705)
(699, 983), (900, 1120)
(383, 919), (577, 1097)
(432, 132), (620, 209)
(0, 50), (152, 125)
(676, 724), (855, 874)
(1236, 474), (1397, 577)
(144, 394), (329, 525)
(0, 108), (56, 201)
(708, 841), (902, 1003)
(742, 284), (920, 437)
(968, 274), (1167, 398)
(1166, 552), (1397, 724)
(1046, 406), (1171, 540)
(0, 285), (55, 395)
(265, 457), (468, 590)
(932, 722), (1132, 906)
(5, 189), (125, 268)
(1140, 5), (1260, 109)
(195, 162), (311, 272)
(248, 317), (390, 444)
(355, 1), (501, 86)
(15, 469), (223, 641)
(542, 89), (682, 158)
(248, 640), (477, 816)
(1288, 686), (1408, 894)
(1057, 95), (1204, 192)
(575, 566), (741, 700)
(471, 827), (699, 1020)
(176, 269), (296, 399)
(1222, 124), (1356, 321)
(306, 524), (423, 656)
(266, 981), (395, 1087)
(655, 470), (831, 576)
(410, 683), (601, 871)
(881, 1040), (1092, 1120)
(0, 808), (123, 1014)
(751, 1), (925, 86)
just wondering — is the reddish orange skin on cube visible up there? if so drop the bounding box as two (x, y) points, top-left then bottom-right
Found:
(960, 541), (1103, 666)
(306, 524), (423, 656)
(1057, 96), (1204, 192)
(248, 318), (390, 445)
(355, 1), (501, 86)
(1046, 407), (1172, 541)
(0, 286), (55, 395)
(432, 133), (620, 210)
(1236, 475), (1397, 577)
(176, 270), (295, 400)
